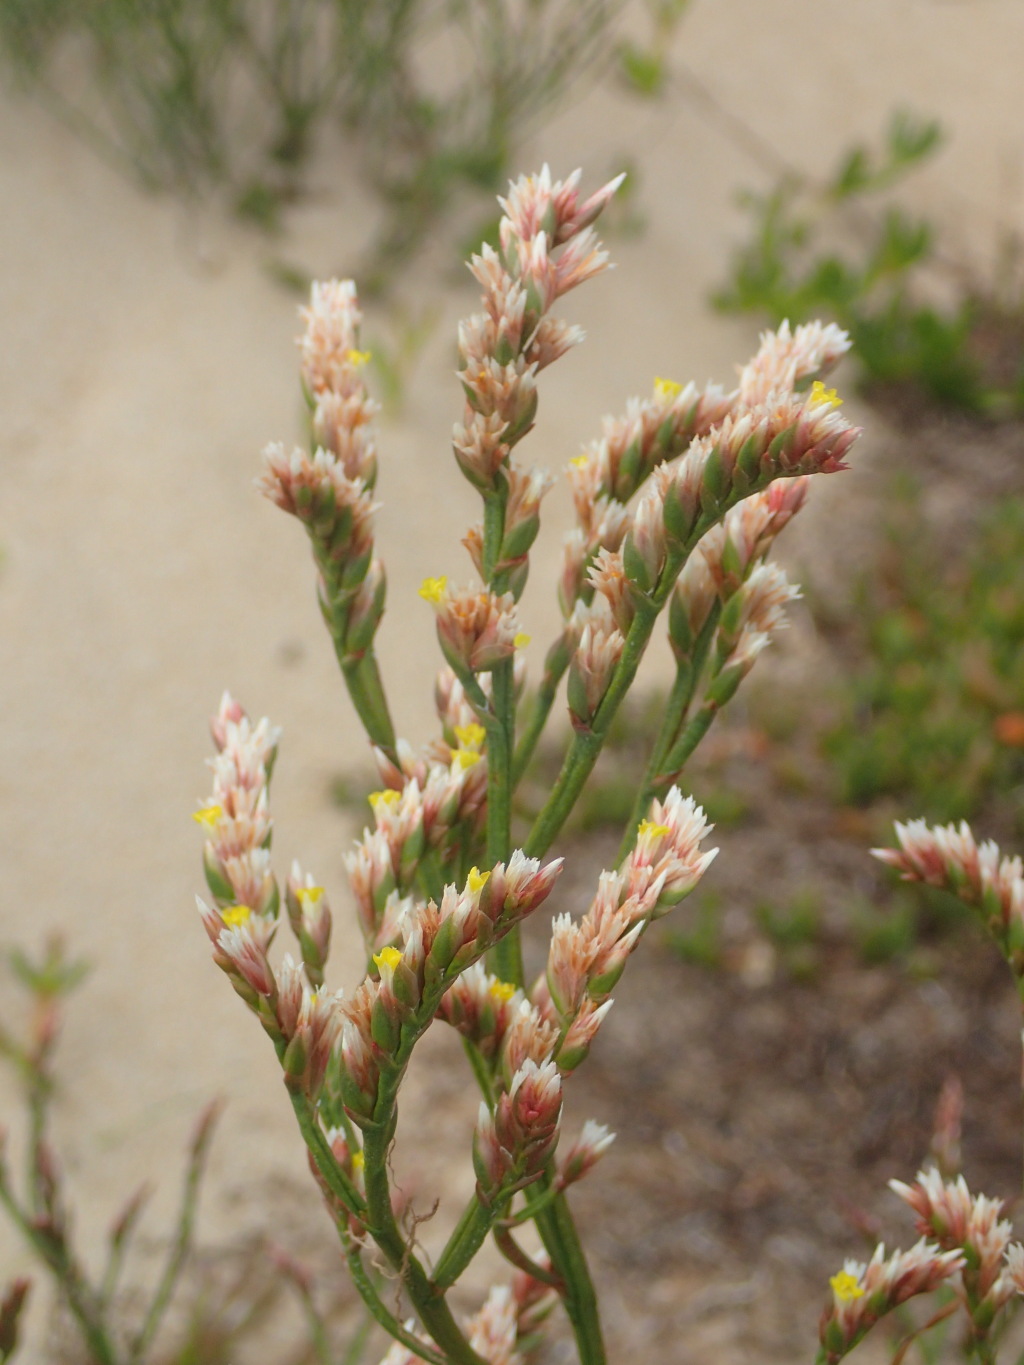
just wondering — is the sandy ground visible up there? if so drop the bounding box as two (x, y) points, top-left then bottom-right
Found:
(2, 1), (1024, 1359)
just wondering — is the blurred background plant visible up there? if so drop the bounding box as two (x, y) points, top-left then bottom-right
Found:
(0, 0), (625, 290)
(0, 939), (363, 1365)
(714, 110), (1024, 417)
(819, 478), (1024, 834)
(615, 0), (690, 98)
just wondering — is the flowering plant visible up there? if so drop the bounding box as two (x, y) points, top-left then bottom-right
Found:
(191, 164), (870, 1365)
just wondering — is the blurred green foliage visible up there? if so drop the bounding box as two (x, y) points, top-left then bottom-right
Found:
(616, 0), (690, 97)
(0, 0), (623, 288)
(823, 480), (1024, 831)
(715, 111), (1024, 416)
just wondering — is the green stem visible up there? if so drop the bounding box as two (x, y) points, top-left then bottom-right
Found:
(0, 1182), (119, 1365)
(486, 660), (514, 869)
(616, 700), (717, 867)
(525, 514), (727, 862)
(338, 1231), (447, 1365)
(525, 588), (664, 861)
(127, 1102), (221, 1365)
(482, 492), (506, 584)
(288, 1091), (366, 1217)
(661, 703), (717, 784)
(431, 1194), (496, 1290)
(615, 645), (696, 866)
(486, 657), (521, 986)
(340, 652), (397, 757)
(462, 1037), (495, 1107)
(492, 1223), (564, 1286)
(512, 662), (565, 787)
(361, 1063), (487, 1365)
(531, 1189), (606, 1365)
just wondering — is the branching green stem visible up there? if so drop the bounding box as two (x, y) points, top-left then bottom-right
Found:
(338, 1229), (448, 1365)
(288, 1090), (366, 1217)
(361, 1059), (488, 1365)
(524, 587), (665, 861)
(525, 514), (728, 861)
(615, 603), (721, 864)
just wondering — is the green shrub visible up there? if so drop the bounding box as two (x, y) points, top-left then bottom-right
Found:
(823, 482), (1024, 828)
(715, 111), (1024, 416)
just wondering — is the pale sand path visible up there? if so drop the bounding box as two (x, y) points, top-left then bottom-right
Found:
(1, 2), (1022, 1358)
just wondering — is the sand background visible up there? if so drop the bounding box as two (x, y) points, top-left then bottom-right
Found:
(2, 1), (1023, 1359)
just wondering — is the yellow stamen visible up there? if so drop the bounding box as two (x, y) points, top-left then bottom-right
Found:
(369, 788), (401, 813)
(192, 804), (223, 827)
(638, 819), (671, 839)
(569, 455), (589, 469)
(454, 722), (486, 751)
(419, 576), (448, 604)
(810, 380), (842, 409)
(467, 867), (491, 894)
(221, 904), (253, 927)
(654, 376), (683, 400)
(346, 348), (372, 367)
(352, 1150), (365, 1172)
(829, 1271), (864, 1303)
(296, 885), (325, 907)
(453, 748), (482, 771)
(488, 979), (516, 1003)
(513, 632), (531, 649)
(373, 945), (403, 973)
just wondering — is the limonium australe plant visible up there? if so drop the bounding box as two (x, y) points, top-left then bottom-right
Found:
(191, 165), (1024, 1365)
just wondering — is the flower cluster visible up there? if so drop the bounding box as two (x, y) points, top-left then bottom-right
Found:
(258, 279), (390, 744)
(539, 789), (716, 1066)
(195, 695), (342, 1100)
(891, 1169), (1024, 1329)
(546, 323), (855, 752)
(419, 577), (529, 678)
(192, 166), (883, 1365)
(819, 1239), (964, 1363)
(335, 854), (563, 1126)
(454, 165), (621, 495)
(874, 819), (1024, 970)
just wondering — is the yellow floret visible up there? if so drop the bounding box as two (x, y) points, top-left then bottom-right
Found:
(829, 1271), (864, 1303)
(654, 377), (683, 400)
(373, 945), (403, 973)
(810, 380), (842, 409)
(419, 576), (448, 604)
(454, 722), (486, 751)
(638, 819), (671, 840)
(467, 867), (491, 893)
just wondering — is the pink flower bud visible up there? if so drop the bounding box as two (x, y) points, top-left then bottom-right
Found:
(557, 1120), (615, 1187)
(568, 620), (624, 729)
